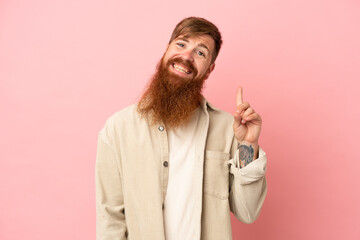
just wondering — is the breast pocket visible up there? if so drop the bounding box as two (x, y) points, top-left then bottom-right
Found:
(203, 151), (230, 200)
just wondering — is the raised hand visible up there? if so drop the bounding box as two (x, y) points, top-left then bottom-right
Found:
(233, 86), (262, 165)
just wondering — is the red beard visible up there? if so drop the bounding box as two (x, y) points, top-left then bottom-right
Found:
(137, 56), (208, 129)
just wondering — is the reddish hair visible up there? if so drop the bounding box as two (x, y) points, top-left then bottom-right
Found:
(169, 17), (223, 63)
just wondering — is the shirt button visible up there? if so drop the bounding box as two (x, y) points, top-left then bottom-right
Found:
(158, 125), (164, 131)
(163, 161), (168, 167)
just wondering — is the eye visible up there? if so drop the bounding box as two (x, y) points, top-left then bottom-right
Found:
(176, 42), (185, 48)
(197, 51), (206, 57)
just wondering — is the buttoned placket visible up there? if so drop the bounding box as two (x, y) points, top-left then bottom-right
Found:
(157, 123), (169, 213)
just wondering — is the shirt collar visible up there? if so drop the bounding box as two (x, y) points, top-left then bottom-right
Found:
(199, 95), (220, 112)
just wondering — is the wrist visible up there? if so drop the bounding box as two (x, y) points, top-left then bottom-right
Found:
(237, 140), (258, 147)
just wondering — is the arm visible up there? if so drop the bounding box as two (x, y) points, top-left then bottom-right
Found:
(96, 134), (127, 239)
(228, 139), (267, 223)
(229, 86), (267, 223)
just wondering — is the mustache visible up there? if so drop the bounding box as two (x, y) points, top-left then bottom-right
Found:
(165, 57), (198, 76)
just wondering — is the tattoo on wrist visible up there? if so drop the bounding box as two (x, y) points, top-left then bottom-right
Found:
(237, 143), (254, 168)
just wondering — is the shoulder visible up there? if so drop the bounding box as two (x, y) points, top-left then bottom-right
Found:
(98, 104), (139, 141)
(205, 100), (234, 125)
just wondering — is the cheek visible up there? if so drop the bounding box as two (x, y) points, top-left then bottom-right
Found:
(197, 63), (209, 74)
(163, 52), (175, 63)
(165, 47), (178, 56)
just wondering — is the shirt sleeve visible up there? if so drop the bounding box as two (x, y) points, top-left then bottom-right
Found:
(228, 143), (267, 224)
(96, 133), (127, 239)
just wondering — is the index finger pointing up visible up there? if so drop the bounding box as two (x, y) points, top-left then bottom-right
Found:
(236, 86), (243, 106)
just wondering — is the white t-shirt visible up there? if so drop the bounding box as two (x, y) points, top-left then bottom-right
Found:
(164, 107), (201, 240)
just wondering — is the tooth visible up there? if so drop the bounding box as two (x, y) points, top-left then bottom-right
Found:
(173, 64), (191, 74)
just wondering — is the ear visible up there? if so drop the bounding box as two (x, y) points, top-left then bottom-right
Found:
(204, 63), (216, 80)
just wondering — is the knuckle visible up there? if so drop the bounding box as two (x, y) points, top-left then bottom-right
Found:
(239, 102), (249, 110)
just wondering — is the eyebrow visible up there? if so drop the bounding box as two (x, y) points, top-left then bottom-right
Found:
(177, 37), (210, 53)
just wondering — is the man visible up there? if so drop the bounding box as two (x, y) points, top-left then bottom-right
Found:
(96, 17), (267, 240)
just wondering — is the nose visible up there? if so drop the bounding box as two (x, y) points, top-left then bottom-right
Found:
(182, 49), (194, 62)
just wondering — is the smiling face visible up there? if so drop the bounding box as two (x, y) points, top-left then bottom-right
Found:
(162, 34), (216, 84)
(137, 17), (222, 128)
(137, 34), (217, 129)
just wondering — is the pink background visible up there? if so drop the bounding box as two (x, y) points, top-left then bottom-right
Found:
(1, 0), (359, 239)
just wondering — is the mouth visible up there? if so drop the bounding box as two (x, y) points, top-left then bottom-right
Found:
(172, 63), (192, 74)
